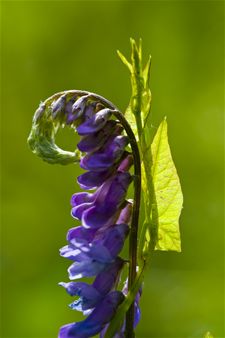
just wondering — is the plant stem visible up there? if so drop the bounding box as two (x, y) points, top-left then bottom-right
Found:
(112, 110), (141, 338)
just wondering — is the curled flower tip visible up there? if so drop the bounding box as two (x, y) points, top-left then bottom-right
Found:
(58, 291), (125, 338)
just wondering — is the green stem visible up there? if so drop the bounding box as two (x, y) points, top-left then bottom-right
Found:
(113, 111), (141, 338)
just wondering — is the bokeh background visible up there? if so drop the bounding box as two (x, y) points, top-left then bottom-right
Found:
(1, 1), (224, 338)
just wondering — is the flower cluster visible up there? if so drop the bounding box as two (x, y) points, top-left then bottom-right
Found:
(50, 93), (140, 337)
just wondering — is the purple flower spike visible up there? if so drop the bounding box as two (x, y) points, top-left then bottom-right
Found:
(56, 95), (138, 336)
(76, 108), (113, 135)
(58, 291), (125, 338)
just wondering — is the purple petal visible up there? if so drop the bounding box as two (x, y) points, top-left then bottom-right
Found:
(103, 172), (132, 207)
(76, 108), (113, 135)
(70, 192), (94, 207)
(59, 281), (101, 312)
(65, 97), (77, 124)
(59, 245), (88, 261)
(83, 102), (97, 120)
(71, 95), (90, 120)
(68, 259), (106, 279)
(80, 135), (129, 172)
(116, 202), (132, 224)
(58, 291), (124, 338)
(88, 224), (129, 262)
(134, 300), (141, 328)
(93, 257), (124, 295)
(117, 154), (133, 172)
(81, 173), (132, 228)
(100, 224), (129, 259)
(82, 205), (116, 229)
(71, 202), (93, 220)
(95, 172), (132, 207)
(77, 120), (117, 153)
(77, 170), (113, 190)
(67, 226), (96, 245)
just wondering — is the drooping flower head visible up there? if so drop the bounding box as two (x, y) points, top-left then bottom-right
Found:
(44, 91), (140, 337)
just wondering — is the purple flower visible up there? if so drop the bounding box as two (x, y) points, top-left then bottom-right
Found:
(99, 284), (141, 338)
(77, 153), (133, 190)
(58, 291), (125, 338)
(60, 224), (129, 266)
(77, 120), (118, 153)
(59, 258), (124, 313)
(76, 108), (113, 135)
(80, 135), (129, 172)
(81, 173), (132, 228)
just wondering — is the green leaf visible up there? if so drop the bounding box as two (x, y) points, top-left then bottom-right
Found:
(151, 118), (183, 252)
(142, 56), (152, 129)
(124, 104), (139, 141)
(117, 50), (132, 72)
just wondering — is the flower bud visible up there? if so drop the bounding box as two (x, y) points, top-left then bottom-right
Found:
(51, 94), (66, 119)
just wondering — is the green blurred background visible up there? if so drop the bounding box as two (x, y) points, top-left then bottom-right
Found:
(1, 1), (224, 337)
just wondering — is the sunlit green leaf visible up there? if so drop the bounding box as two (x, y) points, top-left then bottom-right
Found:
(151, 118), (183, 252)
(117, 50), (132, 72)
(124, 104), (139, 141)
